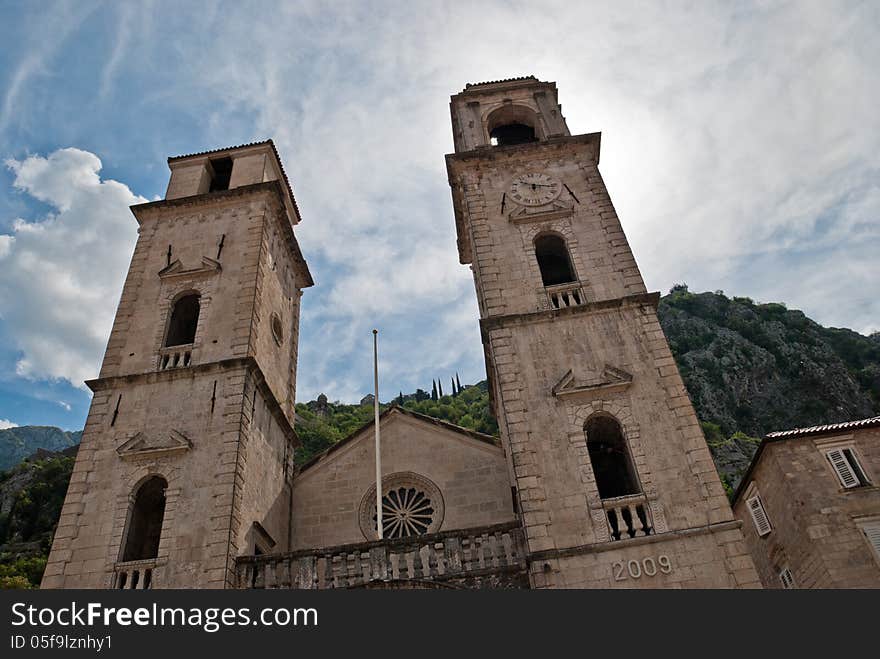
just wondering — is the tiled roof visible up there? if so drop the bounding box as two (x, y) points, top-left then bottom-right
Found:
(766, 416), (880, 439)
(731, 415), (880, 503)
(463, 75), (538, 90)
(168, 139), (302, 222)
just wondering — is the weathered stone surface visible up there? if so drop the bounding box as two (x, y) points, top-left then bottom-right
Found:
(42, 142), (310, 589)
(733, 422), (880, 588)
(444, 77), (760, 588)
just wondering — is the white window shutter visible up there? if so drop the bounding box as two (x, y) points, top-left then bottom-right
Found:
(863, 522), (880, 558)
(747, 494), (772, 536)
(826, 448), (859, 488)
(779, 568), (795, 589)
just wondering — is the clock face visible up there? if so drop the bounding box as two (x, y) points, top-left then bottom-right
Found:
(508, 172), (562, 207)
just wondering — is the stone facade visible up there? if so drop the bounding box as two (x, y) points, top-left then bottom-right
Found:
(290, 408), (516, 550)
(42, 141), (312, 589)
(445, 77), (760, 588)
(44, 79), (769, 590)
(733, 418), (880, 588)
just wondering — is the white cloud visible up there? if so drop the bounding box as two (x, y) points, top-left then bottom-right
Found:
(2, 1), (878, 403)
(166, 1), (878, 400)
(0, 419), (18, 430)
(0, 148), (143, 386)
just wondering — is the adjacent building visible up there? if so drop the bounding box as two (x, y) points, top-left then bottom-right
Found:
(733, 416), (880, 588)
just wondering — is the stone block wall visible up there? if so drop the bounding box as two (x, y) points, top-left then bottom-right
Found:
(290, 411), (516, 551)
(734, 427), (880, 588)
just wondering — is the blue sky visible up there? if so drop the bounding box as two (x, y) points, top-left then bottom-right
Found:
(0, 0), (878, 431)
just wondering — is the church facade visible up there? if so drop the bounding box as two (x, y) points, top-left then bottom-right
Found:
(42, 77), (761, 589)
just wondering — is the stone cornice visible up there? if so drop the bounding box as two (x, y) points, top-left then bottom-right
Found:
(480, 291), (661, 333)
(445, 132), (601, 169)
(526, 519), (744, 563)
(85, 356), (299, 446)
(130, 181), (313, 288)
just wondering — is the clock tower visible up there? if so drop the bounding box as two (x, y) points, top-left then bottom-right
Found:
(445, 77), (760, 588)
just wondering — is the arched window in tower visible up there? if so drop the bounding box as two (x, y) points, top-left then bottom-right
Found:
(534, 234), (576, 286)
(486, 105), (540, 146)
(164, 294), (200, 347)
(490, 123), (536, 146)
(122, 476), (167, 562)
(585, 415), (640, 499)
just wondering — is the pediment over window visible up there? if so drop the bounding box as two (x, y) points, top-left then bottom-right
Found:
(551, 365), (633, 401)
(508, 201), (573, 225)
(158, 256), (221, 279)
(117, 429), (192, 460)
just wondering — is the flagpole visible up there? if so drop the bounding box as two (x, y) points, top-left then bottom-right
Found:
(373, 329), (383, 539)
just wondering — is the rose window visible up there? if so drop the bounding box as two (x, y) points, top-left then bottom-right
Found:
(359, 472), (445, 540)
(373, 487), (435, 539)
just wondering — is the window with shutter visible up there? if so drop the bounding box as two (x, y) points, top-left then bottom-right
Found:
(779, 567), (795, 589)
(862, 522), (880, 560)
(747, 494), (772, 536)
(825, 448), (870, 488)
(825, 448), (859, 488)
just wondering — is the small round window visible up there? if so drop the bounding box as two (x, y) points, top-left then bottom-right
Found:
(271, 313), (284, 346)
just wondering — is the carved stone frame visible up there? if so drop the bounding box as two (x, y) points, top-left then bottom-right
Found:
(561, 398), (667, 541)
(358, 472), (446, 541)
(519, 218), (594, 310)
(106, 462), (182, 587)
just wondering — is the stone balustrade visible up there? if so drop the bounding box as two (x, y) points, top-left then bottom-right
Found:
(236, 522), (527, 589)
(158, 345), (193, 370)
(544, 282), (586, 309)
(113, 559), (158, 589)
(601, 493), (654, 541)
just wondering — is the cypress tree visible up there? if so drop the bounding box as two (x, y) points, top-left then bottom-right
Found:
(431, 380), (438, 401)
(451, 377), (457, 397)
(438, 380), (443, 397)
(456, 372), (462, 392)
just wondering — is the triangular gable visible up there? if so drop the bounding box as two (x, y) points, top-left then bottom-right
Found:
(551, 364), (633, 401)
(116, 429), (192, 460)
(508, 201), (574, 225)
(158, 256), (221, 279)
(297, 407), (500, 475)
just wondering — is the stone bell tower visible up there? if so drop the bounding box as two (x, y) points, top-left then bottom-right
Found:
(445, 77), (760, 588)
(42, 140), (312, 589)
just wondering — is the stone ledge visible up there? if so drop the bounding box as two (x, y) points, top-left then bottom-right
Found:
(526, 519), (744, 563)
(481, 291), (661, 332)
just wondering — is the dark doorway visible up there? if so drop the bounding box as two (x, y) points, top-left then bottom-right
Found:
(165, 294), (200, 346)
(586, 416), (640, 499)
(535, 234), (576, 286)
(209, 157), (233, 191)
(122, 476), (167, 562)
(490, 123), (537, 146)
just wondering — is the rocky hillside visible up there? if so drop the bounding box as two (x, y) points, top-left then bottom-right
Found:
(0, 448), (77, 588)
(0, 426), (82, 472)
(0, 288), (877, 587)
(659, 286), (879, 438)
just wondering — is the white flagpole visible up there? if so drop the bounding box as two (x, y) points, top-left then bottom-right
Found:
(373, 329), (383, 539)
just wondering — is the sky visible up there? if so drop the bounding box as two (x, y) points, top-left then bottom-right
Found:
(0, 0), (878, 431)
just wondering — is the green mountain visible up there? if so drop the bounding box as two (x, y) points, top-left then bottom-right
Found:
(1, 287), (878, 587)
(0, 450), (77, 588)
(0, 426), (82, 472)
(659, 286), (879, 438)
